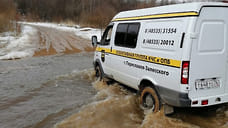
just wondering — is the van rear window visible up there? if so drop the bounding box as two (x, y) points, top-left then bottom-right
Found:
(115, 23), (140, 48)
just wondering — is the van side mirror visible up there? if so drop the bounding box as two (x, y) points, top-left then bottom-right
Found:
(92, 36), (98, 47)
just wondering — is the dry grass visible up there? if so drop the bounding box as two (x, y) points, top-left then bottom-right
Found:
(60, 20), (76, 27)
(80, 7), (116, 28)
(0, 0), (16, 33)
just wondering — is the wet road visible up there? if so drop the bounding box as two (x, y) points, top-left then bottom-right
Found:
(0, 53), (96, 128)
(55, 80), (228, 128)
(0, 24), (228, 128)
(1, 52), (227, 128)
(33, 25), (94, 56)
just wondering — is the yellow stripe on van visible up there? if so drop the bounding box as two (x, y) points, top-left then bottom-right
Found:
(96, 47), (181, 68)
(112, 12), (199, 22)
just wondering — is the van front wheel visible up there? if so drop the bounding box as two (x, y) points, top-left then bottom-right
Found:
(95, 65), (103, 81)
(140, 87), (161, 112)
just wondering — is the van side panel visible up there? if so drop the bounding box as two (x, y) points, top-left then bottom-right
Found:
(189, 7), (228, 106)
(138, 18), (192, 106)
(138, 18), (187, 92)
(108, 18), (192, 106)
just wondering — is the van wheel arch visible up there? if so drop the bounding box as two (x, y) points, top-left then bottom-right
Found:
(94, 60), (104, 80)
(94, 60), (103, 71)
(138, 80), (156, 92)
(138, 79), (162, 112)
(94, 62), (99, 69)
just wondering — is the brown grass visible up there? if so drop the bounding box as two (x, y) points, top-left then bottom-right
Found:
(0, 0), (16, 33)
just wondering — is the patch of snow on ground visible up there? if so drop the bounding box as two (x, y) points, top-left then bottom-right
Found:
(0, 22), (102, 60)
(0, 32), (16, 47)
(0, 25), (39, 60)
(76, 27), (103, 41)
(21, 22), (103, 41)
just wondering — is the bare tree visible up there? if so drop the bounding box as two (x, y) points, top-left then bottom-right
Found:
(14, 0), (160, 27)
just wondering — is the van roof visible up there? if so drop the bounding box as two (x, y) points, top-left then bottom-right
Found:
(112, 2), (228, 22)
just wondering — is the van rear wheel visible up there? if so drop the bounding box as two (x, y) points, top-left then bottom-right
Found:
(95, 65), (103, 81)
(140, 87), (161, 112)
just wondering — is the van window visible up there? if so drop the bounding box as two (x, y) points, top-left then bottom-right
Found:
(198, 21), (225, 53)
(115, 23), (140, 48)
(101, 26), (113, 45)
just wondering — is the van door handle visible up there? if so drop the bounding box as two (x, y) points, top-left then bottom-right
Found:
(190, 33), (198, 39)
(180, 33), (185, 48)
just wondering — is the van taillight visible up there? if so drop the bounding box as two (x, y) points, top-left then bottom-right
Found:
(181, 61), (190, 84)
(201, 100), (208, 105)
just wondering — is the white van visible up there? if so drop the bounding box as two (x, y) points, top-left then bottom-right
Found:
(91, 2), (228, 112)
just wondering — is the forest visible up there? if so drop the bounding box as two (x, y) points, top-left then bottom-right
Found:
(0, 0), (16, 32)
(15, 0), (173, 27)
(0, 0), (219, 32)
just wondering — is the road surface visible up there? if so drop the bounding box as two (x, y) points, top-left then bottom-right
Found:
(0, 24), (227, 128)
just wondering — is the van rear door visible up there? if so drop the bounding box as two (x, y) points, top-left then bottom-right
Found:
(189, 7), (228, 99)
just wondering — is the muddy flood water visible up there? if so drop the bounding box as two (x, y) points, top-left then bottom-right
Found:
(0, 53), (228, 128)
(0, 23), (228, 128)
(55, 80), (228, 128)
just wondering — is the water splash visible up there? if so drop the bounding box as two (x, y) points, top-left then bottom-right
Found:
(55, 79), (199, 128)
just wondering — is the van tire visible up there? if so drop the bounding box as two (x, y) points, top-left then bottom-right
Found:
(140, 87), (161, 112)
(95, 65), (103, 81)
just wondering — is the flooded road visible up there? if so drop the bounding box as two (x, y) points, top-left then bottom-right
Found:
(0, 53), (96, 128)
(0, 24), (228, 128)
(55, 80), (228, 128)
(1, 53), (228, 128)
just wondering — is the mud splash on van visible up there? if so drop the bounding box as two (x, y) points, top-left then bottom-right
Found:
(55, 79), (202, 128)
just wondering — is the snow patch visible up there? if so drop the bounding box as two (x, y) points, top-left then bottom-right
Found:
(21, 22), (103, 41)
(0, 25), (39, 60)
(0, 22), (102, 60)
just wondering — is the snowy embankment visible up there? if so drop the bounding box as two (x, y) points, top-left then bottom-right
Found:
(0, 26), (39, 60)
(0, 22), (102, 60)
(21, 22), (102, 40)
